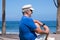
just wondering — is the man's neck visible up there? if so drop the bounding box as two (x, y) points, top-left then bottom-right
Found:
(24, 14), (30, 17)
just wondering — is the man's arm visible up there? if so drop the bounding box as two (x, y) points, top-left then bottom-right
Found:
(34, 20), (43, 26)
(34, 20), (49, 40)
(34, 20), (49, 33)
(34, 22), (49, 34)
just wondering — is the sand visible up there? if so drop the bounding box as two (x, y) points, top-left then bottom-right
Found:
(0, 34), (60, 40)
(0, 34), (19, 40)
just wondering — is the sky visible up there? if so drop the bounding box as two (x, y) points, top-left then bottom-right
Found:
(0, 0), (57, 21)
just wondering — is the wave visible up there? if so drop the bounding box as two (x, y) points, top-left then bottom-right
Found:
(0, 31), (19, 34)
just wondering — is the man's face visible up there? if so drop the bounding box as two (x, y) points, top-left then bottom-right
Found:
(27, 9), (33, 17)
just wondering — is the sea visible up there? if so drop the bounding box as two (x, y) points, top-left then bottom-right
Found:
(0, 21), (57, 34)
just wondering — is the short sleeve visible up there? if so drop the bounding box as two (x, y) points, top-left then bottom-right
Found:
(23, 17), (37, 31)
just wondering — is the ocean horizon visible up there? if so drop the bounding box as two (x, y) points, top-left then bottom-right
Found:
(0, 21), (57, 34)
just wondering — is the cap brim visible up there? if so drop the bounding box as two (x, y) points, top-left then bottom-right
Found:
(30, 8), (34, 10)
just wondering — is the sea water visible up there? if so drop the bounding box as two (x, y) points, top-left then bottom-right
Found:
(0, 21), (57, 34)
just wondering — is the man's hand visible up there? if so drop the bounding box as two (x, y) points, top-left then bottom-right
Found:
(43, 25), (49, 34)
(43, 25), (49, 40)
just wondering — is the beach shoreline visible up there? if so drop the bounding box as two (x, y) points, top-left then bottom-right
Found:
(0, 32), (19, 34)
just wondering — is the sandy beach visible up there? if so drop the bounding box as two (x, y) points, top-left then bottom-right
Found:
(48, 34), (60, 40)
(0, 34), (60, 40)
(0, 34), (19, 40)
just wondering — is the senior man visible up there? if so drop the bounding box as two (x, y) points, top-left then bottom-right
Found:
(19, 4), (49, 40)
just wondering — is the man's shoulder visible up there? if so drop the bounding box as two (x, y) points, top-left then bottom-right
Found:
(22, 16), (32, 20)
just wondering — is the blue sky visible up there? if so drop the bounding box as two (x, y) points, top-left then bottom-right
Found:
(0, 0), (57, 21)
